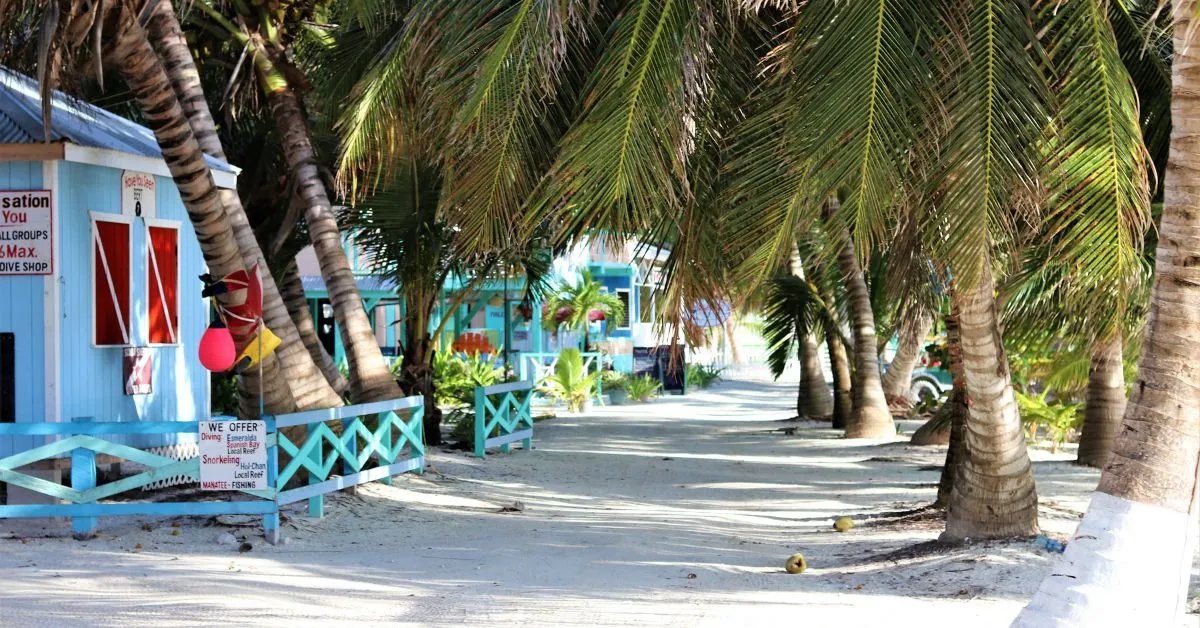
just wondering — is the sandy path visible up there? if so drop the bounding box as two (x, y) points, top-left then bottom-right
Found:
(1, 378), (1196, 627)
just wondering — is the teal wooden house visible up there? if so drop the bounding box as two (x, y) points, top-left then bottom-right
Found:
(295, 233), (675, 375)
(0, 68), (235, 459)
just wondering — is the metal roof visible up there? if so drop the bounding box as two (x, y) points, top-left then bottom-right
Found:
(0, 66), (237, 174)
(301, 275), (399, 297)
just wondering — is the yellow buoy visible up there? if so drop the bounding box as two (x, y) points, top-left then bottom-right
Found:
(784, 552), (807, 574)
(833, 516), (854, 532)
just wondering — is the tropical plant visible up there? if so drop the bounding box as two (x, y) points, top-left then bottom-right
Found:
(537, 349), (600, 413)
(599, 370), (629, 393)
(686, 363), (724, 389)
(1015, 390), (1083, 454)
(626, 375), (661, 403)
(541, 271), (625, 351)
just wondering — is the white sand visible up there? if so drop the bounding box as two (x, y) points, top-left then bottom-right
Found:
(2, 375), (1197, 627)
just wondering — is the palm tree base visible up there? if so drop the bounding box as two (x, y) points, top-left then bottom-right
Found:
(1013, 491), (1197, 627)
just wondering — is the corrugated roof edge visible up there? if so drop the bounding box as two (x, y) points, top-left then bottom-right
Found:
(0, 65), (239, 175)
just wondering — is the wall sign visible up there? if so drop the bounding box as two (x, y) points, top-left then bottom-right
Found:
(123, 347), (152, 395)
(199, 420), (268, 491)
(0, 190), (52, 275)
(121, 170), (156, 218)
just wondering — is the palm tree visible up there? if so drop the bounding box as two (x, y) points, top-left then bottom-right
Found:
(880, 304), (933, 411)
(319, 0), (1159, 543)
(166, 0), (403, 403)
(1014, 1), (1200, 623)
(144, 0), (345, 412)
(542, 270), (625, 353)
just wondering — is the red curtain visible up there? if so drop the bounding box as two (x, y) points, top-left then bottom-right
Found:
(148, 225), (179, 344)
(94, 220), (131, 346)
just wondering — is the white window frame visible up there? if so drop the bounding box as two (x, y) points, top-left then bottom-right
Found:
(615, 288), (632, 330)
(90, 211), (135, 348)
(144, 217), (182, 347)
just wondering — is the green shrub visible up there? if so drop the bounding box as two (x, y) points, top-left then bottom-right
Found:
(686, 363), (724, 389)
(626, 374), (661, 402)
(1015, 390), (1082, 453)
(600, 369), (629, 392)
(432, 350), (507, 406)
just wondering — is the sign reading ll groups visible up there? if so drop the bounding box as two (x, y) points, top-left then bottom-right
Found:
(0, 190), (52, 276)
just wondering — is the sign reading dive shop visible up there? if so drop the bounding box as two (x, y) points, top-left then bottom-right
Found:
(199, 420), (268, 491)
(121, 170), (156, 218)
(0, 190), (52, 275)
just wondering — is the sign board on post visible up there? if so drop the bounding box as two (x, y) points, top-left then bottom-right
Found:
(632, 346), (659, 380)
(657, 344), (687, 394)
(121, 170), (156, 218)
(0, 190), (52, 275)
(199, 420), (268, 491)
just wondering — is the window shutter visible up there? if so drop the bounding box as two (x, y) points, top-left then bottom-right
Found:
(147, 225), (179, 344)
(93, 218), (131, 346)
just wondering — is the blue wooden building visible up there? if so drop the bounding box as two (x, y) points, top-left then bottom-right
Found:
(0, 68), (234, 459)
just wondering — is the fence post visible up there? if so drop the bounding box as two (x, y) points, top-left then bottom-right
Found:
(263, 416), (280, 544)
(343, 414), (358, 496)
(307, 421), (324, 518)
(474, 386), (486, 459)
(413, 403), (425, 475)
(521, 389), (533, 451)
(379, 411), (395, 486)
(70, 417), (97, 540)
(499, 392), (512, 454)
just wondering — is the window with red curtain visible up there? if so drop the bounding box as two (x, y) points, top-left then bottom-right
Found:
(93, 218), (131, 346)
(147, 224), (179, 344)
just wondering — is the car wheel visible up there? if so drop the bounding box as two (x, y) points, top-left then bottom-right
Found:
(909, 378), (941, 403)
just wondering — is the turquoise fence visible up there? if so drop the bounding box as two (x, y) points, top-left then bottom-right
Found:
(474, 382), (534, 458)
(0, 396), (424, 543)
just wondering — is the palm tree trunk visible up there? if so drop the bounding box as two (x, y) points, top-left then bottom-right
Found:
(881, 305), (933, 411)
(836, 234), (895, 438)
(788, 245), (832, 419)
(264, 80), (402, 403)
(1015, 9), (1200, 623)
(279, 262), (349, 395)
(942, 263), (1038, 541)
(147, 1), (343, 411)
(1076, 334), (1125, 468)
(799, 334), (833, 419)
(825, 327), (853, 430)
(725, 317), (742, 365)
(110, 10), (297, 417)
(400, 286), (443, 446)
(935, 306), (966, 509)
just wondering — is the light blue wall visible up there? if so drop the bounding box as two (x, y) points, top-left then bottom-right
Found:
(57, 162), (209, 448)
(0, 161), (44, 458)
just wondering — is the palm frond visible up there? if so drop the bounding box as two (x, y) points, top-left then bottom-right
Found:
(932, 0), (1052, 289)
(1037, 0), (1152, 340)
(784, 0), (934, 258)
(439, 0), (601, 254)
(528, 0), (700, 241)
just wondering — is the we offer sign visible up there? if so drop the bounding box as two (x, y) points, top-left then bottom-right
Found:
(198, 420), (268, 491)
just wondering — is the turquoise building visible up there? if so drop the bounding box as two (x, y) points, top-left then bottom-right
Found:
(0, 68), (229, 459)
(295, 235), (674, 377)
